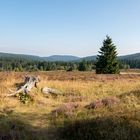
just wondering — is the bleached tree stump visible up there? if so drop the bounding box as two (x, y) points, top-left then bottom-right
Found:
(6, 76), (40, 97)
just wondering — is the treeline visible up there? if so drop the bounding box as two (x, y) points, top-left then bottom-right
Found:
(0, 57), (140, 72)
(0, 57), (94, 71)
(120, 59), (140, 69)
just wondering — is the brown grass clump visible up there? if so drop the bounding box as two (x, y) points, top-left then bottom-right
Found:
(86, 100), (104, 109)
(102, 97), (120, 106)
(51, 103), (79, 117)
(64, 96), (85, 103)
(86, 97), (120, 109)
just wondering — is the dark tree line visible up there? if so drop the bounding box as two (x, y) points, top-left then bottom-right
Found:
(0, 57), (95, 72)
(0, 58), (140, 71)
(0, 57), (140, 72)
(120, 59), (140, 69)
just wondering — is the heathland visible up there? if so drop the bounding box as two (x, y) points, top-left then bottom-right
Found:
(0, 71), (139, 140)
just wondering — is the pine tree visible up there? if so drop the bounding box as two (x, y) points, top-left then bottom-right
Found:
(95, 36), (120, 74)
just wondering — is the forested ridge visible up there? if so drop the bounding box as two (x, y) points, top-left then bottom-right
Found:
(0, 56), (140, 71)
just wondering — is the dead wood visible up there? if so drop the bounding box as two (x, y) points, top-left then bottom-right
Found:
(42, 87), (62, 96)
(6, 75), (62, 97)
(6, 76), (40, 97)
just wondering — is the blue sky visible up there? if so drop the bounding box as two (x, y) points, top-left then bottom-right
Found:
(0, 0), (140, 57)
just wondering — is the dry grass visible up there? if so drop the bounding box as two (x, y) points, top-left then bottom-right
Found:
(0, 71), (139, 140)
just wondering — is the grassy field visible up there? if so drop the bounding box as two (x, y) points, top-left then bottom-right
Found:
(0, 71), (140, 140)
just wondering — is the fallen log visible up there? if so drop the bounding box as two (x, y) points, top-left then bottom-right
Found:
(42, 87), (62, 96)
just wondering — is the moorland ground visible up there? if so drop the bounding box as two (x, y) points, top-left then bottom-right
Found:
(0, 71), (139, 140)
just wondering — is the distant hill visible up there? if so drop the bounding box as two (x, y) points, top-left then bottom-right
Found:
(81, 53), (140, 61)
(0, 52), (140, 62)
(43, 55), (80, 62)
(118, 53), (140, 60)
(0, 52), (80, 62)
(0, 52), (43, 61)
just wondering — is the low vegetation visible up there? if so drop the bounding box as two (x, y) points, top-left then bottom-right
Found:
(0, 71), (139, 140)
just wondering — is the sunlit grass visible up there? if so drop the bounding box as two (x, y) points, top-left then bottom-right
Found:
(0, 71), (139, 140)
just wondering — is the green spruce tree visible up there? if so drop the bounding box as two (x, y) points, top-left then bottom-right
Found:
(95, 36), (120, 74)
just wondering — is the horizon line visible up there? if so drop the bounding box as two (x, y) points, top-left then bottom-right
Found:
(0, 51), (140, 58)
